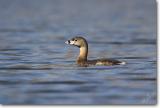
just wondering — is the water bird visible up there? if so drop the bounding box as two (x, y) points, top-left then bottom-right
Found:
(65, 36), (126, 67)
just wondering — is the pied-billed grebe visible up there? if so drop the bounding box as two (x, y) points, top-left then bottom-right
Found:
(65, 36), (126, 67)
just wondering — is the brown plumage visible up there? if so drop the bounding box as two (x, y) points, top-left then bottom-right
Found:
(65, 36), (126, 67)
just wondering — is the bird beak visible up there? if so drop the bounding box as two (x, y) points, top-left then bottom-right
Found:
(65, 40), (69, 44)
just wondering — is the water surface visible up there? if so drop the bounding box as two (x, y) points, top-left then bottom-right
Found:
(0, 0), (157, 105)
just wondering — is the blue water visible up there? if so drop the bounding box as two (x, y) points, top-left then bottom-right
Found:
(0, 0), (156, 105)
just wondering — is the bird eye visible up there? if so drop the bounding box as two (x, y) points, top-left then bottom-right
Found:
(75, 40), (77, 41)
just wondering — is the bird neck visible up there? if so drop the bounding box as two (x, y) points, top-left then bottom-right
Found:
(77, 43), (88, 63)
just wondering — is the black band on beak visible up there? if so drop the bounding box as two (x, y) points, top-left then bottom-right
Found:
(68, 40), (70, 43)
(65, 40), (70, 44)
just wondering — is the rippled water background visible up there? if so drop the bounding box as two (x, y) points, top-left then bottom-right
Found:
(0, 0), (157, 105)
